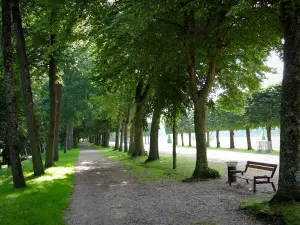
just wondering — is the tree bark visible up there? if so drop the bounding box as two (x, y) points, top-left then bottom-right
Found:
(192, 101), (208, 178)
(114, 124), (120, 150)
(172, 112), (177, 169)
(230, 129), (235, 149)
(188, 131), (192, 147)
(119, 121), (124, 151)
(64, 122), (68, 153)
(206, 132), (210, 147)
(266, 125), (273, 151)
(102, 131), (109, 147)
(70, 126), (74, 148)
(45, 30), (57, 168)
(2, 0), (26, 187)
(54, 84), (62, 161)
(272, 1), (300, 202)
(246, 127), (252, 150)
(124, 106), (130, 152)
(181, 133), (184, 146)
(11, 0), (44, 176)
(128, 124), (134, 154)
(146, 100), (162, 162)
(132, 82), (151, 156)
(216, 130), (220, 148)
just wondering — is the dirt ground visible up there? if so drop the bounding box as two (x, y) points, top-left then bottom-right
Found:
(64, 143), (272, 225)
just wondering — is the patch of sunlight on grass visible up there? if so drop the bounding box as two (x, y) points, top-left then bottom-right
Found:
(35, 167), (73, 182)
(0, 148), (79, 225)
(94, 145), (224, 181)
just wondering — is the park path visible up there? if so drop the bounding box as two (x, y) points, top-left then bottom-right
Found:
(64, 143), (265, 225)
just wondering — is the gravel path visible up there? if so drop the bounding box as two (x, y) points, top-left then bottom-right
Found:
(65, 143), (266, 225)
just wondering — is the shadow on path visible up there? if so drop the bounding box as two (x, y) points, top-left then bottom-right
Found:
(64, 143), (265, 225)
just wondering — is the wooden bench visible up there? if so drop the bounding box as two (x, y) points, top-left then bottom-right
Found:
(229, 161), (277, 192)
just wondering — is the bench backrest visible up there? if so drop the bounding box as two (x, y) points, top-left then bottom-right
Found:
(245, 161), (277, 178)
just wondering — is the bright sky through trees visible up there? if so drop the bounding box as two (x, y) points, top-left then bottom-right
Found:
(264, 52), (283, 87)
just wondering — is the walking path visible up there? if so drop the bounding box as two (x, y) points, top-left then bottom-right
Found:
(65, 143), (266, 225)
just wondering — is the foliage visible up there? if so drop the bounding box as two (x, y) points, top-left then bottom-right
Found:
(247, 84), (281, 128)
(240, 197), (300, 225)
(0, 148), (79, 225)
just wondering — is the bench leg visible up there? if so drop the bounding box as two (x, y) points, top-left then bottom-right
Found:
(253, 182), (256, 193)
(271, 182), (276, 191)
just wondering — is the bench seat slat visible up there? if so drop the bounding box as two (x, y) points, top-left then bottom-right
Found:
(247, 164), (275, 171)
(247, 161), (277, 167)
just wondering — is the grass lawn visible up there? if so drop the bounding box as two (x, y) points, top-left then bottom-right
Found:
(93, 146), (225, 181)
(240, 197), (300, 225)
(0, 148), (79, 225)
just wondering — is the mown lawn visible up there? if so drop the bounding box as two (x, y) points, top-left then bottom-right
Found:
(240, 197), (300, 225)
(94, 146), (225, 181)
(0, 148), (79, 225)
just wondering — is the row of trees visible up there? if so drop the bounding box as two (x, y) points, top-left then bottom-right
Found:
(2, 0), (300, 202)
(167, 84), (280, 150)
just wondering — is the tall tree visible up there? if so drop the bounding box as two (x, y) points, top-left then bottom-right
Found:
(11, 0), (44, 175)
(2, 0), (26, 187)
(45, 24), (57, 168)
(54, 83), (62, 161)
(272, 0), (300, 202)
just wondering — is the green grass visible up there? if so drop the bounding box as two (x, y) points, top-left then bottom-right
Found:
(93, 146), (225, 181)
(0, 148), (79, 225)
(240, 197), (300, 225)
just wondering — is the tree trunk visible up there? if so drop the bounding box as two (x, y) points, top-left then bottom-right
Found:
(181, 133), (184, 146)
(128, 124), (134, 154)
(11, 0), (44, 176)
(188, 131), (192, 147)
(119, 121), (124, 151)
(172, 113), (177, 169)
(230, 129), (235, 149)
(102, 131), (109, 147)
(266, 125), (273, 151)
(246, 127), (252, 150)
(2, 0), (26, 187)
(45, 31), (57, 168)
(132, 82), (150, 156)
(114, 124), (120, 150)
(192, 101), (209, 178)
(64, 122), (68, 153)
(70, 126), (74, 148)
(132, 108), (145, 155)
(124, 106), (130, 152)
(54, 84), (62, 161)
(272, 1), (300, 202)
(146, 100), (162, 162)
(206, 132), (210, 147)
(216, 130), (220, 148)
